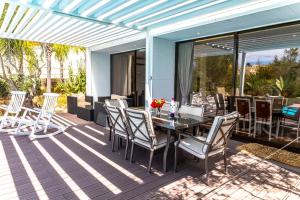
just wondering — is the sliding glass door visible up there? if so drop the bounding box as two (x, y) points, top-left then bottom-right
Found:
(111, 49), (145, 106)
(175, 23), (300, 150)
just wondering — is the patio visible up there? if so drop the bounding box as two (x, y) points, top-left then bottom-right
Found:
(1, 113), (299, 200)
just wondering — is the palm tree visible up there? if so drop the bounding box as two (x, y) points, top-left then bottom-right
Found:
(42, 43), (53, 92)
(53, 44), (70, 81)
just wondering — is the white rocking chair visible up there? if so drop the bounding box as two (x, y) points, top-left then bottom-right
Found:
(0, 91), (27, 132)
(15, 93), (65, 140)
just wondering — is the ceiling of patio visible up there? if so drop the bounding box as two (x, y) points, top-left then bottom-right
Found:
(1, 0), (300, 48)
(193, 23), (300, 57)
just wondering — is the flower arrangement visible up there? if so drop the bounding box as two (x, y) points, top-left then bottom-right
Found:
(150, 98), (166, 109)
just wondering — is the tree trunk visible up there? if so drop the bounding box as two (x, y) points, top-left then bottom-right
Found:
(45, 44), (52, 93)
(0, 55), (7, 79)
(19, 54), (24, 75)
(60, 60), (64, 81)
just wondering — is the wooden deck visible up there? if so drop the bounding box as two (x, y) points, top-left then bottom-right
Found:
(0, 113), (299, 200)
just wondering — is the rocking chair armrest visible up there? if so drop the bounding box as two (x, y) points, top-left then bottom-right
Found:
(34, 108), (42, 112)
(0, 105), (8, 110)
(22, 107), (41, 114)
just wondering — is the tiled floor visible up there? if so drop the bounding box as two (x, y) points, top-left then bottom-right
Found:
(0, 113), (299, 200)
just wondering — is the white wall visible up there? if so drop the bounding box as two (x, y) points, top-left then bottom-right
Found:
(88, 36), (176, 106)
(151, 37), (176, 101)
(89, 51), (111, 100)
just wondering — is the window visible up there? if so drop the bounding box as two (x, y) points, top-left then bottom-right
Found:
(192, 35), (234, 96)
(239, 24), (300, 103)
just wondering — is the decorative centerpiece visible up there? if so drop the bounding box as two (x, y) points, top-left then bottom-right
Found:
(151, 98), (166, 114)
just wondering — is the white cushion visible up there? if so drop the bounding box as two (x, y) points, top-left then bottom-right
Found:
(134, 132), (174, 150)
(111, 94), (127, 100)
(179, 105), (204, 117)
(175, 136), (224, 159)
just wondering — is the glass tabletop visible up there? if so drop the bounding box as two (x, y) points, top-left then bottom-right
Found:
(150, 111), (212, 130)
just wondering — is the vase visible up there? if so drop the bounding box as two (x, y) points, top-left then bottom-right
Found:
(156, 107), (161, 115)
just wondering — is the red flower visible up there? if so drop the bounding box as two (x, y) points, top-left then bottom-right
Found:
(151, 98), (165, 109)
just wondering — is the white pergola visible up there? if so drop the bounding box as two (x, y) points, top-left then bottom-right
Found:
(1, 0), (299, 48)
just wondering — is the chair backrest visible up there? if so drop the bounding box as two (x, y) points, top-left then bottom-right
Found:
(161, 101), (179, 112)
(217, 87), (226, 96)
(119, 100), (128, 109)
(105, 99), (128, 109)
(214, 93), (225, 110)
(253, 96), (267, 101)
(203, 111), (239, 154)
(7, 91), (26, 113)
(254, 99), (272, 121)
(235, 98), (251, 118)
(179, 105), (204, 117)
(105, 104), (128, 135)
(271, 97), (284, 110)
(282, 106), (300, 121)
(124, 108), (155, 147)
(190, 93), (207, 106)
(42, 93), (59, 114)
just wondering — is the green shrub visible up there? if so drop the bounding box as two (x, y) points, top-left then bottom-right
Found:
(0, 79), (10, 98)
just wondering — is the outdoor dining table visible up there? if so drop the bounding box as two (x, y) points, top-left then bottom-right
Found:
(149, 111), (213, 171)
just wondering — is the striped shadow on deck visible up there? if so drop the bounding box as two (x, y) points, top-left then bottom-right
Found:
(0, 113), (299, 199)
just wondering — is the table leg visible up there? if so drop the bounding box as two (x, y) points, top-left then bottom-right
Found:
(163, 129), (171, 172)
(276, 117), (280, 138)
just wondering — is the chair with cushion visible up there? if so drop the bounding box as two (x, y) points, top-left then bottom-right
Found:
(276, 106), (300, 142)
(105, 99), (129, 141)
(190, 92), (208, 106)
(270, 97), (285, 110)
(179, 105), (204, 116)
(214, 93), (226, 116)
(174, 112), (239, 184)
(94, 96), (133, 127)
(235, 98), (252, 136)
(105, 104), (130, 159)
(254, 99), (275, 140)
(179, 105), (206, 135)
(161, 101), (180, 113)
(76, 95), (94, 121)
(124, 108), (174, 173)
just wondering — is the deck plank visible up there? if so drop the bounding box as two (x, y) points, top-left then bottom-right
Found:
(0, 113), (299, 200)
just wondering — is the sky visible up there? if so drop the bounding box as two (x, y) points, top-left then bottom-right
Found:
(245, 49), (285, 65)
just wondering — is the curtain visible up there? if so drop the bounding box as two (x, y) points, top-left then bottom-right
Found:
(112, 54), (130, 96)
(178, 42), (194, 104)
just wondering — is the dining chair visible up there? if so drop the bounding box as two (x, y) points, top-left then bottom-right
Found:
(190, 92), (208, 106)
(179, 105), (205, 135)
(161, 101), (179, 113)
(276, 106), (300, 142)
(105, 104), (131, 159)
(235, 98), (252, 136)
(105, 99), (128, 141)
(254, 99), (275, 140)
(179, 105), (204, 117)
(214, 93), (226, 115)
(124, 108), (174, 173)
(270, 97), (285, 110)
(174, 112), (239, 185)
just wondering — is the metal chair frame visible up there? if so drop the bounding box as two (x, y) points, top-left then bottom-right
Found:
(125, 108), (172, 173)
(235, 98), (252, 136)
(253, 99), (275, 140)
(105, 104), (130, 159)
(174, 112), (239, 185)
(276, 107), (300, 143)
